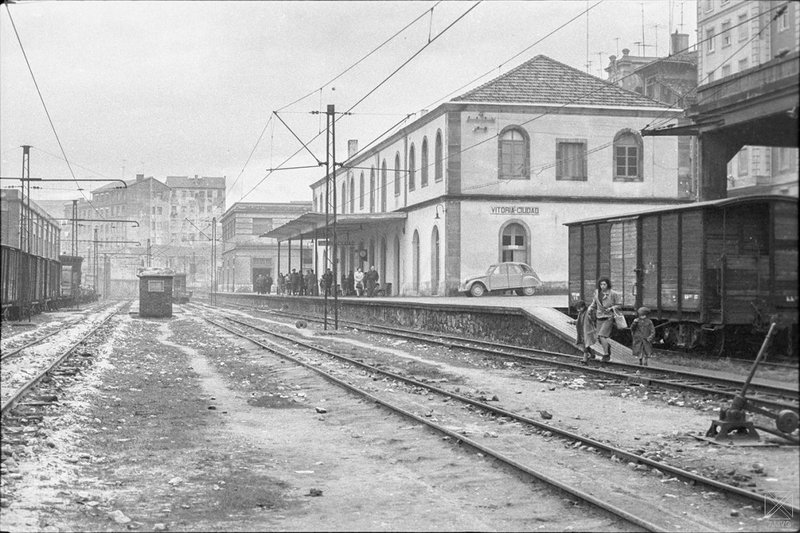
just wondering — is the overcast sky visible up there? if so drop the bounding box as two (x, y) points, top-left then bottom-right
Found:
(1, 0), (697, 208)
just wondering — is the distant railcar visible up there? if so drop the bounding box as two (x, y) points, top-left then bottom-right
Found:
(172, 273), (191, 303)
(566, 195), (798, 354)
(59, 254), (84, 306)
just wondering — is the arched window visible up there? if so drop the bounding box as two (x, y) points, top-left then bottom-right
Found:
(431, 226), (440, 295)
(434, 130), (443, 182)
(613, 129), (644, 181)
(394, 152), (401, 196)
(408, 144), (416, 191)
(421, 137), (429, 187)
(500, 222), (529, 263)
(498, 126), (530, 179)
(381, 160), (387, 212)
(349, 174), (355, 213)
(412, 230), (420, 292)
(369, 167), (376, 213)
(359, 172), (365, 210)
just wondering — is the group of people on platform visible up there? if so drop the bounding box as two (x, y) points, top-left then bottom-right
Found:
(571, 277), (655, 367)
(253, 265), (383, 298)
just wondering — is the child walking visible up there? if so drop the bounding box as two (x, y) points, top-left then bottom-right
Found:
(571, 301), (596, 364)
(631, 306), (656, 366)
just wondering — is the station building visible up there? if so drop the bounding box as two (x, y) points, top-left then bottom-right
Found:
(266, 55), (691, 296)
(220, 201), (312, 292)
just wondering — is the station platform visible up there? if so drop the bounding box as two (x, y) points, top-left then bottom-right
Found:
(208, 291), (797, 390)
(213, 291), (633, 361)
(339, 293), (633, 361)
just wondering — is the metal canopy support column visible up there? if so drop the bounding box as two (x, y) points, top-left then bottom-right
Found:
(277, 240), (281, 293)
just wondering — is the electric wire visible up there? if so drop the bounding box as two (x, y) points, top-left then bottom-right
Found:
(3, 4), (103, 217)
(238, 1), (481, 204)
(340, 1), (787, 209)
(229, 2), (443, 202)
(643, 2), (790, 132)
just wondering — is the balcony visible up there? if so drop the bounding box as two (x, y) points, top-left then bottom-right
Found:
(691, 50), (799, 119)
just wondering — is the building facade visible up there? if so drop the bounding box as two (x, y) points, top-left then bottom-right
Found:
(66, 173), (226, 291)
(220, 201), (312, 292)
(1, 189), (60, 260)
(608, 32), (699, 199)
(697, 0), (799, 195)
(280, 55), (690, 296)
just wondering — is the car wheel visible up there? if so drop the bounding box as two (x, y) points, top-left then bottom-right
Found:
(470, 284), (486, 297)
(522, 286), (536, 296)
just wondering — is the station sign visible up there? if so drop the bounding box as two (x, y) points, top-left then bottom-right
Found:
(490, 206), (540, 215)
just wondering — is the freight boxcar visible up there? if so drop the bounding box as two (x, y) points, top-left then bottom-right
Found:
(1, 244), (62, 319)
(566, 195), (797, 354)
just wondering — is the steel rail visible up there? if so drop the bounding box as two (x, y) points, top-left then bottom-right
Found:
(0, 302), (117, 362)
(196, 310), (669, 532)
(1, 307), (120, 416)
(197, 305), (800, 518)
(229, 302), (798, 412)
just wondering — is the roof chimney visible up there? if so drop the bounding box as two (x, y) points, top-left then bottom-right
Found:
(136, 174), (144, 182)
(348, 140), (358, 158)
(670, 31), (689, 55)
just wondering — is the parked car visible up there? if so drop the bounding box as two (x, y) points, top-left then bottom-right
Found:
(460, 262), (543, 297)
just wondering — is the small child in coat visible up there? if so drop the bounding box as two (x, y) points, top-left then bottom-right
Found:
(631, 306), (656, 366)
(571, 300), (596, 364)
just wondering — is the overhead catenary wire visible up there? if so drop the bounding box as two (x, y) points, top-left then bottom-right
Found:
(238, 1), (481, 204)
(228, 1), (444, 202)
(643, 1), (790, 132)
(3, 4), (104, 218)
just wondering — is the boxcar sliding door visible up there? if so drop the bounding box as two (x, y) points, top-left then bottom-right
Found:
(609, 219), (637, 309)
(640, 216), (659, 313)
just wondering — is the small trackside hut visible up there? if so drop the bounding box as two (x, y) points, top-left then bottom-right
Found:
(137, 267), (175, 318)
(566, 195), (798, 354)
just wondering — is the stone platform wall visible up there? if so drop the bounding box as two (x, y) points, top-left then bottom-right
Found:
(214, 293), (580, 355)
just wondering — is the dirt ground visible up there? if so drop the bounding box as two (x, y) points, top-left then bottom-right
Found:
(1, 306), (797, 532)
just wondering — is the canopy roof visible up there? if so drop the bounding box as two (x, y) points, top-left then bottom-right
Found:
(262, 212), (407, 242)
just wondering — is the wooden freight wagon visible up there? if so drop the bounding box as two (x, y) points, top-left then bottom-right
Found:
(566, 196), (797, 351)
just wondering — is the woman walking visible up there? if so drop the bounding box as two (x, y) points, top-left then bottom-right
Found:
(587, 277), (622, 362)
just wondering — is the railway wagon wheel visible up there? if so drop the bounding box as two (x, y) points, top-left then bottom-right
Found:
(662, 322), (702, 351)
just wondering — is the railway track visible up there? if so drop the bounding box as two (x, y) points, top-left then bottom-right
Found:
(191, 303), (800, 531)
(1, 304), (124, 416)
(0, 302), (118, 363)
(213, 300), (798, 415)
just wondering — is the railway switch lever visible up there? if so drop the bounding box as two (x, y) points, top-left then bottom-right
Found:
(706, 322), (799, 444)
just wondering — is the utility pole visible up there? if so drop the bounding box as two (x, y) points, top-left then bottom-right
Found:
(94, 228), (99, 292)
(330, 104), (338, 330)
(71, 200), (78, 256)
(18, 146), (32, 320)
(211, 216), (217, 306)
(322, 104), (340, 330)
(147, 238), (152, 267)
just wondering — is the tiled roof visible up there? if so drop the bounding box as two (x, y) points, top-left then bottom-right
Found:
(165, 176), (226, 189)
(452, 54), (670, 108)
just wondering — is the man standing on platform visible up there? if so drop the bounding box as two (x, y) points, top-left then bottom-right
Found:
(365, 265), (379, 297)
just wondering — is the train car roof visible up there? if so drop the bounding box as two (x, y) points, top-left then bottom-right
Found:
(563, 195), (797, 227)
